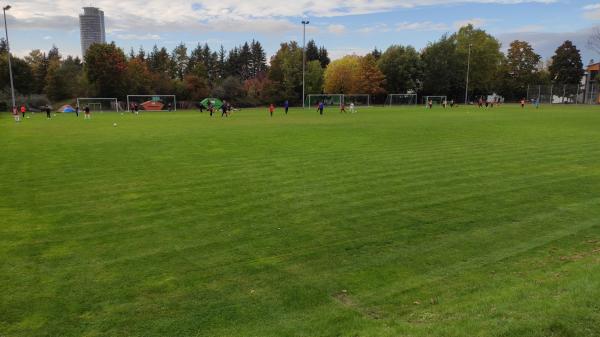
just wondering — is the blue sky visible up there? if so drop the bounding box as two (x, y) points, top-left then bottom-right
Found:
(4, 0), (600, 63)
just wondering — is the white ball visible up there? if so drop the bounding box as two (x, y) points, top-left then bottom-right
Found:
(113, 123), (117, 127)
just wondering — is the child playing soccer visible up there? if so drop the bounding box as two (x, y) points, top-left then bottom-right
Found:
(340, 102), (346, 113)
(221, 101), (228, 117)
(317, 101), (324, 115)
(284, 100), (289, 115)
(269, 104), (275, 117)
(428, 99), (433, 109)
(84, 105), (91, 119)
(12, 106), (20, 122)
(350, 102), (356, 113)
(520, 98), (525, 108)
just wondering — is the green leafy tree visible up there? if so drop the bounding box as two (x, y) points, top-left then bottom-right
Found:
(268, 41), (303, 103)
(549, 40), (584, 84)
(44, 58), (65, 101)
(0, 53), (33, 97)
(421, 35), (461, 97)
(502, 40), (542, 99)
(453, 25), (504, 97)
(377, 45), (422, 94)
(305, 60), (324, 94)
(84, 43), (128, 98)
(24, 49), (48, 94)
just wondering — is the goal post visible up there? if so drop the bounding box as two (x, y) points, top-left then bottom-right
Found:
(305, 94), (343, 108)
(423, 96), (447, 106)
(126, 95), (177, 112)
(385, 94), (417, 107)
(343, 94), (370, 107)
(76, 98), (119, 112)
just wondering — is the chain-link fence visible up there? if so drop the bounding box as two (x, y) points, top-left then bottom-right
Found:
(525, 84), (598, 104)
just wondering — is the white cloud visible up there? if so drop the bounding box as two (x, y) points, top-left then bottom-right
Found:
(328, 47), (371, 60)
(510, 24), (545, 33)
(43, 36), (53, 40)
(453, 18), (488, 29)
(583, 3), (600, 20)
(5, 0), (557, 34)
(327, 24), (346, 34)
(396, 21), (449, 31)
(497, 27), (595, 61)
(357, 23), (391, 33)
(114, 33), (162, 40)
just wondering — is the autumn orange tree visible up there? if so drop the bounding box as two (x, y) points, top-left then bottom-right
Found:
(357, 54), (386, 96)
(323, 55), (361, 94)
(324, 55), (385, 96)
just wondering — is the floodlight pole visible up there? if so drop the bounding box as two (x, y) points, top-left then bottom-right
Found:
(302, 20), (309, 108)
(464, 43), (472, 105)
(3, 5), (16, 111)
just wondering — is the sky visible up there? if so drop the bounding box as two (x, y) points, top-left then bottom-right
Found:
(3, 0), (600, 63)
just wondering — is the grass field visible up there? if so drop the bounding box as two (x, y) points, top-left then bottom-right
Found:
(1, 105), (600, 337)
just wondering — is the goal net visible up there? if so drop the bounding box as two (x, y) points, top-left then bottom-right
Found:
(385, 94), (417, 106)
(423, 96), (447, 106)
(305, 94), (343, 108)
(76, 98), (119, 112)
(127, 95), (177, 112)
(343, 94), (370, 107)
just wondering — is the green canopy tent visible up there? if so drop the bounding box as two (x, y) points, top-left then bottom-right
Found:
(200, 98), (224, 110)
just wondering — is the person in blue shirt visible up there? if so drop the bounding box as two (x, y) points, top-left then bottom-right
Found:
(317, 101), (324, 115)
(284, 100), (289, 115)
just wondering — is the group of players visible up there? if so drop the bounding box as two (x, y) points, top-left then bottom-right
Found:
(11, 104), (91, 122)
(10, 96), (542, 123)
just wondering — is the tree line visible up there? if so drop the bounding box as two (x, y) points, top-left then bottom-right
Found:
(0, 24), (586, 109)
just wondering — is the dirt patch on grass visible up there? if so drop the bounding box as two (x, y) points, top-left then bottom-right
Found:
(332, 290), (383, 320)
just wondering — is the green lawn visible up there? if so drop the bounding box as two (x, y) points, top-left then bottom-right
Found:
(1, 105), (599, 337)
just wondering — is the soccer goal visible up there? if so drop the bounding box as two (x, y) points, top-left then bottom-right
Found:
(305, 94), (343, 108)
(385, 94), (417, 107)
(76, 98), (119, 112)
(126, 95), (177, 112)
(343, 94), (371, 107)
(423, 96), (447, 106)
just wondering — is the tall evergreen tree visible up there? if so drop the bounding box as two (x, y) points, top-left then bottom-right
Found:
(250, 40), (267, 77)
(549, 40), (584, 84)
(318, 46), (330, 68)
(306, 40), (319, 62)
(171, 43), (189, 80)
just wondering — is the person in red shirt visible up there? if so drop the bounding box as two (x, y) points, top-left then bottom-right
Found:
(20, 105), (26, 118)
(269, 104), (275, 117)
(340, 102), (346, 113)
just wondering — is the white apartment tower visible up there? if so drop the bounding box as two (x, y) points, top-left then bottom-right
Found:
(79, 7), (106, 57)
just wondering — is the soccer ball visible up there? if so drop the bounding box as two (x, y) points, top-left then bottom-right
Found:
(26, 116), (30, 119)
(113, 123), (117, 127)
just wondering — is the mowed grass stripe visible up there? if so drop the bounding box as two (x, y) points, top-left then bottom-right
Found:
(2, 105), (600, 337)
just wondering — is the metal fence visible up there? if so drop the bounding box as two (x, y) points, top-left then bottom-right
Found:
(525, 84), (599, 104)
